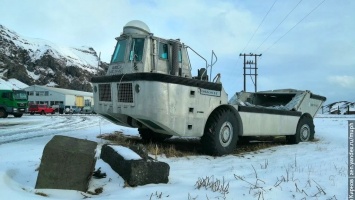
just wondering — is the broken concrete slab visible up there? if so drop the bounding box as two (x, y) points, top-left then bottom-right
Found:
(35, 135), (97, 192)
(100, 144), (169, 186)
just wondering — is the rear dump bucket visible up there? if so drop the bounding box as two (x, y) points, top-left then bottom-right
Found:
(229, 89), (326, 117)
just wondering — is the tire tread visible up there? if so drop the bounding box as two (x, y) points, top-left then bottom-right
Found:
(201, 108), (239, 156)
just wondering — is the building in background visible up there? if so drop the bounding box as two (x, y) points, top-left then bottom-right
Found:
(24, 85), (94, 110)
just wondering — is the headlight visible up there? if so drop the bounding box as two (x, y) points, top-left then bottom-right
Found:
(135, 84), (140, 93)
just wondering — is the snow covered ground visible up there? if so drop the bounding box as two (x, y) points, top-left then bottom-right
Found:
(0, 114), (351, 199)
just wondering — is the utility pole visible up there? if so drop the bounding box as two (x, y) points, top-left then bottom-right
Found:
(239, 53), (262, 92)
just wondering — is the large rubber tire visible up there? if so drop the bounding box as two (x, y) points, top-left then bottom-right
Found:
(13, 113), (23, 118)
(287, 116), (314, 144)
(201, 108), (239, 156)
(41, 110), (45, 115)
(0, 108), (8, 118)
(139, 128), (172, 142)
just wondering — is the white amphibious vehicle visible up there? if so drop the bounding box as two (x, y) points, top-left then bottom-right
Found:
(91, 20), (326, 156)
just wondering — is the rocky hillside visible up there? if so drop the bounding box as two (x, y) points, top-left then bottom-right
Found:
(0, 24), (108, 92)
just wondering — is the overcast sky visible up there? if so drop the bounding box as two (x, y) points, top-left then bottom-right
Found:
(1, 0), (354, 105)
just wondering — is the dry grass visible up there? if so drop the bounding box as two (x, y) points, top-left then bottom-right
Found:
(97, 131), (201, 157)
(310, 138), (320, 142)
(35, 192), (48, 197)
(97, 131), (289, 157)
(87, 187), (104, 195)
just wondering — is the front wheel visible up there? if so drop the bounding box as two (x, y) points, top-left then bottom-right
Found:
(201, 108), (239, 156)
(287, 116), (314, 144)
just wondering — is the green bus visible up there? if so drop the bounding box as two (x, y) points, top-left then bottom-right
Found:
(0, 89), (28, 118)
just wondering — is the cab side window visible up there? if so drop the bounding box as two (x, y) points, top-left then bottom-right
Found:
(159, 43), (168, 60)
(2, 92), (10, 99)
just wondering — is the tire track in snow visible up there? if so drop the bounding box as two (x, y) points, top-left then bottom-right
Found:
(0, 115), (102, 145)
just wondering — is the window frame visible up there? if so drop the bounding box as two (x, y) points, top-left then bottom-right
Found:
(129, 38), (145, 62)
(111, 38), (128, 63)
(158, 42), (169, 60)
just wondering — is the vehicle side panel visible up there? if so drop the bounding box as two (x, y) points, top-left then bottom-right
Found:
(236, 106), (300, 136)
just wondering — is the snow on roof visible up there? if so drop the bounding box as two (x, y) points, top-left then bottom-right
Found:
(24, 85), (93, 97)
(0, 78), (29, 90)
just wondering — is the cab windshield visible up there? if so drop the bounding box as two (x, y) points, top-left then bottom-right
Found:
(13, 91), (27, 100)
(111, 39), (128, 63)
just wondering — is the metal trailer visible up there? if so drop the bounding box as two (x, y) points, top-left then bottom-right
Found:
(91, 21), (326, 156)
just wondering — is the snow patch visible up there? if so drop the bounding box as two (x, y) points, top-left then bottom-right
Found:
(108, 145), (142, 160)
(0, 69), (8, 78)
(45, 82), (58, 87)
(26, 70), (40, 80)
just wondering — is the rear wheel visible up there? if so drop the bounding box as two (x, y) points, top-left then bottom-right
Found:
(139, 128), (172, 142)
(41, 110), (45, 115)
(0, 108), (8, 118)
(287, 116), (314, 144)
(201, 108), (239, 156)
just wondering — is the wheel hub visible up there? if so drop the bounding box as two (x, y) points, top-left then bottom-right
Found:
(219, 122), (233, 147)
(300, 124), (310, 141)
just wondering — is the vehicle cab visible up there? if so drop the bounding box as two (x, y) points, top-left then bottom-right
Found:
(106, 20), (193, 77)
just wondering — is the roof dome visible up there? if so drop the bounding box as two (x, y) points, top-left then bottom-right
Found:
(123, 20), (150, 35)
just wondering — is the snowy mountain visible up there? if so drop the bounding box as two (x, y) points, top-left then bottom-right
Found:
(0, 24), (107, 91)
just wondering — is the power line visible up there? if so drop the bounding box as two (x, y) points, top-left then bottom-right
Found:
(255, 0), (303, 52)
(240, 53), (262, 92)
(261, 0), (327, 54)
(240, 0), (278, 54)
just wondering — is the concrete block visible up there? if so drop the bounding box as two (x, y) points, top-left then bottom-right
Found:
(100, 144), (169, 186)
(35, 135), (97, 192)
